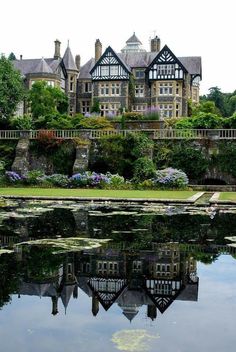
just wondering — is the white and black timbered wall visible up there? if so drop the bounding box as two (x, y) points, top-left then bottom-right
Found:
(148, 47), (186, 81)
(90, 48), (130, 81)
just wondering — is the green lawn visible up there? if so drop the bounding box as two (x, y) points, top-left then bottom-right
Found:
(219, 192), (236, 201)
(0, 188), (197, 199)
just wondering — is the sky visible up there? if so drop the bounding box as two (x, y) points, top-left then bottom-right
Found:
(1, 0), (235, 95)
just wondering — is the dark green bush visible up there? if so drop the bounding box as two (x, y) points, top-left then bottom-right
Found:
(132, 157), (156, 182)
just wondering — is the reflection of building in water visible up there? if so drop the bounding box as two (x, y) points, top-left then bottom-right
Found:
(16, 242), (199, 321)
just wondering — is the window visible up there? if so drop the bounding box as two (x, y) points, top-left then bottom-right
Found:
(132, 104), (146, 112)
(110, 65), (118, 76)
(47, 81), (55, 87)
(81, 101), (90, 114)
(157, 64), (175, 76)
(70, 76), (75, 92)
(176, 104), (180, 118)
(100, 83), (109, 96)
(101, 65), (109, 76)
(84, 82), (92, 93)
(111, 83), (120, 96)
(135, 69), (145, 79)
(100, 103), (120, 116)
(159, 104), (173, 118)
(135, 84), (144, 97)
(159, 83), (173, 95)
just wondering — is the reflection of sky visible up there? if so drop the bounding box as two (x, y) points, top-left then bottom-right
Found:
(0, 255), (236, 352)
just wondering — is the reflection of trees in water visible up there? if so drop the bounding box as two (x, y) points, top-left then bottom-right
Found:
(0, 254), (20, 309)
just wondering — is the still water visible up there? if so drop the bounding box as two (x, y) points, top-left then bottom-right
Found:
(0, 200), (236, 352)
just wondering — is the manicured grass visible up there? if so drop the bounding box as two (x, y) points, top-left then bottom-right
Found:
(219, 192), (236, 201)
(0, 188), (197, 199)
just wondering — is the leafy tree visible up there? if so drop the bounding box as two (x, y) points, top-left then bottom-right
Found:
(29, 80), (68, 119)
(8, 52), (16, 61)
(206, 86), (226, 116)
(0, 55), (25, 124)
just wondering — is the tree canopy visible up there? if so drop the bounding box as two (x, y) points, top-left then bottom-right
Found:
(0, 55), (25, 123)
(201, 86), (236, 117)
(28, 80), (68, 118)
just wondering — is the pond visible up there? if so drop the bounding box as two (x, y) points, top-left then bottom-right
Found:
(0, 200), (236, 352)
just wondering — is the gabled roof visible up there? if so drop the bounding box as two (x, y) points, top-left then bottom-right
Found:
(63, 46), (78, 71)
(147, 44), (187, 73)
(90, 46), (131, 75)
(34, 58), (53, 74)
(126, 32), (142, 44)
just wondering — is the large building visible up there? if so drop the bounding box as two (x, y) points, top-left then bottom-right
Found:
(14, 34), (202, 118)
(78, 33), (202, 118)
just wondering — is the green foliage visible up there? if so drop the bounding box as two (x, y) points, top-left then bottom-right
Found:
(9, 114), (33, 130)
(8, 52), (17, 61)
(73, 116), (113, 129)
(153, 141), (208, 180)
(175, 113), (223, 129)
(127, 133), (154, 158)
(214, 142), (236, 178)
(132, 157), (156, 182)
(128, 74), (135, 109)
(0, 55), (25, 121)
(91, 98), (100, 113)
(24, 170), (44, 185)
(29, 81), (68, 119)
(200, 87), (236, 117)
(192, 100), (221, 116)
(34, 113), (73, 129)
(123, 112), (144, 120)
(0, 141), (17, 169)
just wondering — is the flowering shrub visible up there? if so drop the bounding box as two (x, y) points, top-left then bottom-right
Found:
(24, 170), (45, 185)
(152, 167), (188, 189)
(143, 106), (160, 120)
(70, 172), (110, 188)
(44, 174), (69, 188)
(106, 172), (125, 186)
(5, 171), (22, 182)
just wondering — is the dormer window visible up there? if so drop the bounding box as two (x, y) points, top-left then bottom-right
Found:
(135, 69), (145, 79)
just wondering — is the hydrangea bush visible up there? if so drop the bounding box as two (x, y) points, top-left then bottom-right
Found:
(152, 167), (189, 189)
(5, 171), (22, 182)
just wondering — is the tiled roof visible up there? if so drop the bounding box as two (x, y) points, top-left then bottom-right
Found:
(63, 46), (78, 71)
(118, 52), (157, 68)
(34, 58), (53, 74)
(126, 32), (142, 44)
(79, 58), (95, 79)
(178, 56), (202, 76)
(13, 58), (61, 76)
(78, 52), (202, 80)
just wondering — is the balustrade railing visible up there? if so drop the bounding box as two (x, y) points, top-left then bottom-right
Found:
(1, 129), (236, 140)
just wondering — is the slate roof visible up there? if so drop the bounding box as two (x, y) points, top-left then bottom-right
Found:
(63, 46), (78, 71)
(179, 56), (202, 77)
(126, 32), (142, 44)
(13, 58), (61, 76)
(118, 52), (157, 68)
(79, 57), (95, 79)
(34, 58), (53, 74)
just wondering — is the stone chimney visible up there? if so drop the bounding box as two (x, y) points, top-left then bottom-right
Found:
(54, 39), (61, 59)
(150, 36), (161, 53)
(75, 54), (81, 71)
(95, 39), (102, 62)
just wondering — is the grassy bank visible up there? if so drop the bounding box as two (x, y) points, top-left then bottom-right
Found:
(219, 192), (236, 201)
(0, 188), (197, 199)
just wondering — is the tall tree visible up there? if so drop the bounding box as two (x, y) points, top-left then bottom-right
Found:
(8, 52), (16, 61)
(0, 55), (25, 124)
(28, 81), (68, 118)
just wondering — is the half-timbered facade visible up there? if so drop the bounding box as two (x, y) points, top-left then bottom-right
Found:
(77, 33), (202, 118)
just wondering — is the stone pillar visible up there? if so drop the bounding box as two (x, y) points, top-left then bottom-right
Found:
(73, 144), (90, 174)
(11, 138), (30, 176)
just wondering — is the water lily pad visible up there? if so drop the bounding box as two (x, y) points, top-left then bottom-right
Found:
(15, 237), (111, 254)
(111, 329), (159, 351)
